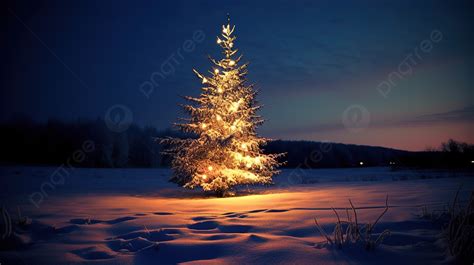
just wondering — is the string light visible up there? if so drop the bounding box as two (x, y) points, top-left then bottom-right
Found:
(222, 25), (229, 34)
(234, 152), (243, 160)
(162, 17), (284, 194)
(229, 102), (239, 112)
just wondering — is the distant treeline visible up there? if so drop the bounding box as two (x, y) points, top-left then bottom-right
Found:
(397, 139), (474, 169)
(0, 118), (472, 169)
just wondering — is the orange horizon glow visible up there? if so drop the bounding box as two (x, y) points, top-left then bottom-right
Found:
(270, 120), (473, 152)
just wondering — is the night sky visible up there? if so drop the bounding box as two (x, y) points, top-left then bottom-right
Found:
(1, 0), (473, 151)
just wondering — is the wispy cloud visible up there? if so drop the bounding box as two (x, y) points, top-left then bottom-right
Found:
(269, 106), (474, 136)
(402, 106), (474, 124)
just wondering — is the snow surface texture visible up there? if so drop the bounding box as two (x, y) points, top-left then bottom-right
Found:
(0, 166), (473, 265)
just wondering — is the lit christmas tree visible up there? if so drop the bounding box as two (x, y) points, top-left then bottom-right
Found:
(162, 17), (284, 196)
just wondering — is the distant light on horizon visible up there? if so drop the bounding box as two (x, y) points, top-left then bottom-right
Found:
(359, 161), (364, 166)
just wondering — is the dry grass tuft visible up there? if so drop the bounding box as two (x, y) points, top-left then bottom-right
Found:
(314, 195), (391, 251)
(445, 188), (473, 263)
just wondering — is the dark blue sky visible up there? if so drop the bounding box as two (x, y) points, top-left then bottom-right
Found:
(2, 0), (473, 150)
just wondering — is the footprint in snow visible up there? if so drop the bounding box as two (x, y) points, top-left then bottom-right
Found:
(71, 246), (115, 260)
(154, 212), (174, 216)
(70, 218), (102, 225)
(265, 209), (289, 213)
(188, 221), (220, 230)
(105, 216), (137, 224)
(192, 216), (217, 221)
(247, 209), (267, 213)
